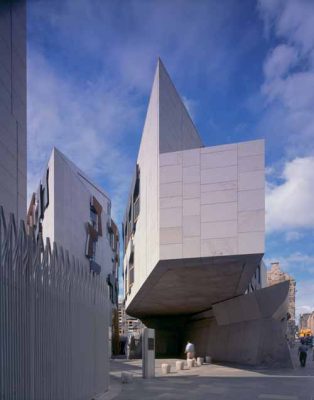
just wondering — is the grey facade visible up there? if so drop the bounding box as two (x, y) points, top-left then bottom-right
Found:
(0, 0), (27, 221)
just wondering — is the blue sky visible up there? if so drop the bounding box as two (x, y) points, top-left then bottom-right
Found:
(27, 0), (314, 318)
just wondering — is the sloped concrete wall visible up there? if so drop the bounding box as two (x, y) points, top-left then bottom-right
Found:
(183, 281), (293, 368)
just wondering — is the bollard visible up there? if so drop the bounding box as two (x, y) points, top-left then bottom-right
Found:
(176, 360), (185, 371)
(197, 357), (204, 366)
(121, 372), (133, 384)
(187, 359), (195, 369)
(205, 356), (212, 364)
(161, 363), (171, 374)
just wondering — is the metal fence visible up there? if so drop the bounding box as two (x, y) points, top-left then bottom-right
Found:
(0, 207), (109, 400)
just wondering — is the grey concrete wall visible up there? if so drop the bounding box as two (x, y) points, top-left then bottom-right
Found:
(0, 1), (27, 221)
(183, 281), (293, 368)
(145, 281), (292, 367)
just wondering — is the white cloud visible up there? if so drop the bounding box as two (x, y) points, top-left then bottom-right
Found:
(263, 44), (298, 81)
(265, 252), (314, 274)
(258, 0), (314, 56)
(266, 157), (314, 232)
(284, 231), (303, 242)
(258, 0), (314, 157)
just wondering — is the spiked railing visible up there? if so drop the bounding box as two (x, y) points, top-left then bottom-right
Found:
(0, 206), (109, 400)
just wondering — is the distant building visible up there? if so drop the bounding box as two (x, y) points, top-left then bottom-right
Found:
(27, 148), (119, 352)
(0, 0), (27, 221)
(300, 312), (314, 333)
(267, 262), (296, 341)
(299, 313), (310, 330)
(118, 302), (144, 338)
(118, 301), (126, 336)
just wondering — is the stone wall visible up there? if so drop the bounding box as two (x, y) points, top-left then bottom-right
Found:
(267, 262), (296, 342)
(150, 281), (293, 368)
(300, 312), (314, 333)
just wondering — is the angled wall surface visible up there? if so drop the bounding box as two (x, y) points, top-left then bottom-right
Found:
(0, 1), (27, 221)
(185, 281), (292, 367)
(31, 148), (116, 280)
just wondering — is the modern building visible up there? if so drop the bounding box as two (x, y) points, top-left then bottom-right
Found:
(0, 0), (27, 221)
(123, 59), (292, 367)
(27, 148), (120, 352)
(267, 262), (296, 342)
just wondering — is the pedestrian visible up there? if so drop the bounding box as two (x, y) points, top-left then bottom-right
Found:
(298, 339), (308, 367)
(185, 341), (195, 360)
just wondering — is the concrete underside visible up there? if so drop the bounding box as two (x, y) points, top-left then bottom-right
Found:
(137, 281), (293, 368)
(126, 254), (262, 318)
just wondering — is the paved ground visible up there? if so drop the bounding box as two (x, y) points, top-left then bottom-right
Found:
(103, 350), (314, 400)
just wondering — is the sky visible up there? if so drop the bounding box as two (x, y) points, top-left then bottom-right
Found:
(27, 0), (314, 320)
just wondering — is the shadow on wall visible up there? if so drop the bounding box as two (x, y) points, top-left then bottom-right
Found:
(183, 281), (293, 368)
(144, 282), (293, 368)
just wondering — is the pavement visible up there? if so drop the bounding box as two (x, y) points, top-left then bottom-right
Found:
(103, 349), (314, 400)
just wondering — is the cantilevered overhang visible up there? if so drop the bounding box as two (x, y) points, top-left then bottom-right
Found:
(126, 253), (262, 318)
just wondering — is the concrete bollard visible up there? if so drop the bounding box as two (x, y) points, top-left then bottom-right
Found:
(161, 363), (171, 374)
(197, 357), (204, 366)
(176, 360), (185, 371)
(205, 356), (212, 364)
(187, 359), (195, 369)
(121, 372), (133, 383)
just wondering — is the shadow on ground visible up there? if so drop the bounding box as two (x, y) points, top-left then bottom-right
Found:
(106, 357), (314, 400)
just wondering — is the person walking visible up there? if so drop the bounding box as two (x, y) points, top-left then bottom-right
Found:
(185, 341), (195, 360)
(298, 339), (308, 367)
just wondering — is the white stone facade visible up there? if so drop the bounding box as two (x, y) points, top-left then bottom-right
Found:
(0, 1), (27, 221)
(35, 149), (115, 276)
(124, 60), (265, 317)
(159, 140), (265, 261)
(28, 149), (119, 309)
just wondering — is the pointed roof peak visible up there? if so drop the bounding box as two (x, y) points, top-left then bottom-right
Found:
(138, 58), (203, 158)
(157, 56), (165, 68)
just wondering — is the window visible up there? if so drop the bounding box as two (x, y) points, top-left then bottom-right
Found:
(90, 207), (98, 229)
(257, 265), (261, 284)
(92, 240), (97, 260)
(133, 165), (140, 223)
(129, 265), (134, 287)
